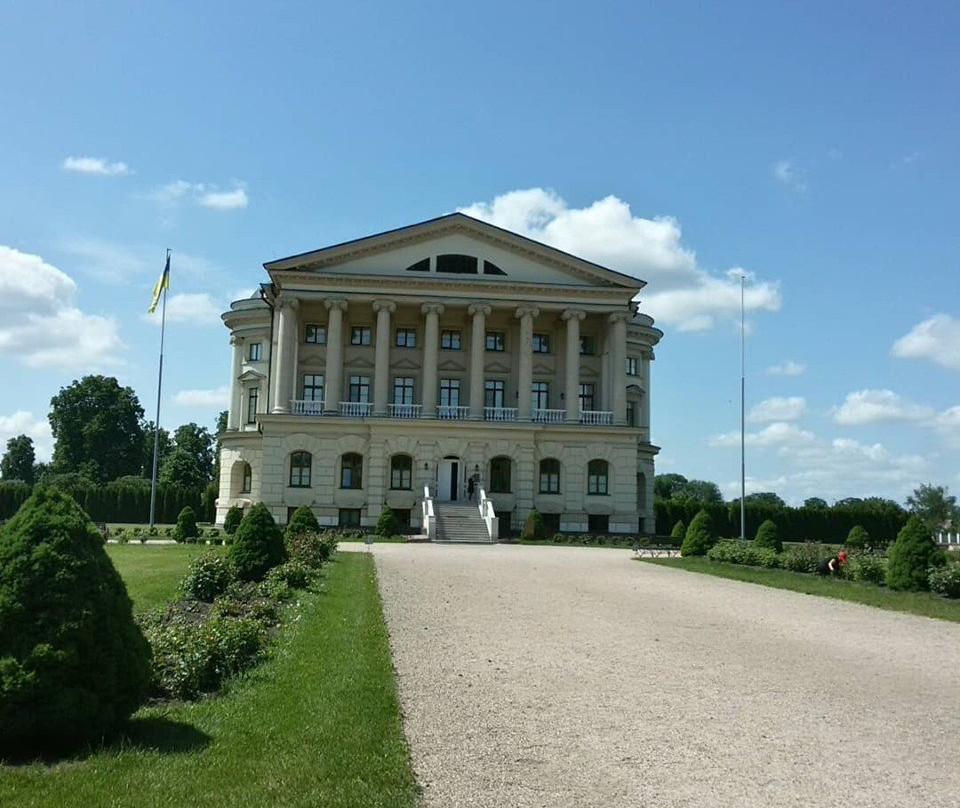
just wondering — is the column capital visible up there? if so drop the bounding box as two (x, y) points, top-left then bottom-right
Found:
(230, 334), (244, 347)
(468, 303), (492, 317)
(324, 298), (348, 312)
(515, 306), (540, 320)
(608, 311), (630, 324)
(421, 302), (445, 316)
(562, 308), (586, 322)
(276, 295), (300, 311)
(373, 300), (396, 314)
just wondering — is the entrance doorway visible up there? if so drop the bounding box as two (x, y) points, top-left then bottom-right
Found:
(437, 456), (461, 501)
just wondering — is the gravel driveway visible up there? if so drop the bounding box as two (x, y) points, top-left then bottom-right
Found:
(364, 543), (960, 808)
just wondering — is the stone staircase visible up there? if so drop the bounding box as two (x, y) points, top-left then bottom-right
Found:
(433, 502), (495, 543)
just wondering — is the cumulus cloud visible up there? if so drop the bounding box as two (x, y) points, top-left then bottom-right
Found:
(767, 359), (805, 376)
(891, 314), (960, 371)
(710, 421), (815, 450)
(62, 156), (130, 176)
(0, 246), (125, 368)
(0, 411), (53, 463)
(172, 386), (231, 407)
(148, 180), (248, 210)
(200, 187), (249, 210)
(833, 389), (933, 426)
(772, 159), (807, 192)
(459, 189), (781, 332)
(145, 293), (223, 325)
(748, 396), (806, 423)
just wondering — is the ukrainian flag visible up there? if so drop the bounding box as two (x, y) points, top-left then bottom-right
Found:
(148, 253), (170, 314)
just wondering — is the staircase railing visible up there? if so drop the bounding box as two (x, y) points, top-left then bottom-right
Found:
(477, 487), (498, 540)
(421, 485), (436, 541)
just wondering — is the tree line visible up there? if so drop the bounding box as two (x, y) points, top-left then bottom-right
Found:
(0, 375), (225, 522)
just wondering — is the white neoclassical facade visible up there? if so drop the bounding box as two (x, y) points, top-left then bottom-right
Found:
(217, 213), (663, 536)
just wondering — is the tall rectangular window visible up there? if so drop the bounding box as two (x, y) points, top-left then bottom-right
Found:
(305, 324), (326, 344)
(579, 335), (596, 355)
(246, 388), (259, 424)
(627, 357), (639, 376)
(484, 379), (505, 408)
(348, 375), (371, 403)
(579, 383), (595, 412)
(248, 342), (262, 361)
(626, 401), (637, 427)
(441, 330), (461, 350)
(303, 374), (324, 402)
(485, 331), (505, 351)
(395, 328), (416, 348)
(532, 381), (549, 410)
(350, 326), (371, 346)
(532, 333), (550, 353)
(393, 376), (414, 405)
(439, 379), (461, 406)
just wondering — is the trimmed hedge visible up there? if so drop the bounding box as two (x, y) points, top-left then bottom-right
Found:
(753, 519), (782, 553)
(887, 516), (943, 592)
(680, 510), (716, 557)
(228, 503), (286, 582)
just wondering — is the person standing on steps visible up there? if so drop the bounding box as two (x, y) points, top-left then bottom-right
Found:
(467, 475), (476, 502)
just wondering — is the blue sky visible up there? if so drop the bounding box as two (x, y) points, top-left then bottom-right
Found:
(1, 0), (957, 505)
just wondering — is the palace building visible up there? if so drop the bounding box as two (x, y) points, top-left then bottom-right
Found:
(216, 213), (663, 539)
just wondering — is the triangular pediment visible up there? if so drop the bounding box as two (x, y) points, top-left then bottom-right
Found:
(238, 369), (266, 383)
(393, 357), (421, 371)
(532, 362), (554, 374)
(485, 360), (511, 374)
(344, 357), (375, 370)
(437, 359), (466, 372)
(264, 213), (644, 292)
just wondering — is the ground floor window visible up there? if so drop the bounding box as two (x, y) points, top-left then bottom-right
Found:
(339, 508), (361, 528)
(541, 513), (561, 535)
(489, 456), (512, 493)
(539, 458), (560, 494)
(588, 514), (609, 533)
(392, 508), (411, 533)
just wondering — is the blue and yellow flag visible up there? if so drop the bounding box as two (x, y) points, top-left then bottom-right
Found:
(148, 254), (170, 314)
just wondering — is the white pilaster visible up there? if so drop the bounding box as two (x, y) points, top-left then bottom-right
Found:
(421, 303), (444, 418)
(609, 312), (628, 425)
(373, 300), (395, 417)
(228, 335), (243, 429)
(324, 299), (347, 415)
(515, 306), (539, 420)
(641, 352), (651, 438)
(562, 309), (585, 423)
(468, 303), (491, 419)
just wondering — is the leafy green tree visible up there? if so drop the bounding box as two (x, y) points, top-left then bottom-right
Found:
(846, 525), (870, 550)
(211, 410), (228, 483)
(174, 506), (200, 542)
(375, 507), (400, 537)
(803, 497), (828, 509)
(753, 519), (782, 553)
(36, 471), (96, 504)
(49, 376), (144, 483)
(172, 423), (215, 484)
(679, 479), (724, 505)
(743, 492), (786, 508)
(886, 515), (944, 591)
(0, 488), (151, 750)
(159, 447), (208, 490)
(680, 509), (716, 556)
(0, 435), (36, 484)
(906, 483), (957, 532)
(140, 421), (172, 478)
(223, 505), (244, 536)
(285, 506), (320, 541)
(228, 503), (286, 581)
(654, 473), (688, 499)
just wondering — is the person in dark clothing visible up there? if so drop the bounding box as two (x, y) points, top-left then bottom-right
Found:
(817, 550), (847, 576)
(467, 476), (475, 501)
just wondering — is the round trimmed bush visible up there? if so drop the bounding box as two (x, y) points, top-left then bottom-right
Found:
(223, 505), (244, 536)
(753, 519), (782, 553)
(846, 525), (870, 550)
(285, 506), (320, 542)
(886, 516), (944, 591)
(227, 503), (286, 582)
(174, 506), (200, 543)
(375, 507), (399, 538)
(0, 488), (151, 751)
(179, 554), (235, 602)
(680, 509), (716, 557)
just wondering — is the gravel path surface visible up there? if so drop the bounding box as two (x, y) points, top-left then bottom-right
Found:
(363, 543), (960, 808)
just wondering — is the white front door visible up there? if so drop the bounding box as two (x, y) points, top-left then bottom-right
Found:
(437, 458), (460, 501)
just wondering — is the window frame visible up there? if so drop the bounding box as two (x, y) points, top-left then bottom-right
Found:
(395, 327), (417, 348)
(489, 456), (512, 494)
(241, 463), (252, 493)
(348, 375), (371, 403)
(246, 388), (259, 424)
(579, 335), (596, 356)
(531, 381), (549, 410)
(485, 331), (506, 352)
(390, 454), (413, 490)
(340, 452), (363, 489)
(289, 451), (312, 488)
(350, 326), (372, 346)
(305, 324), (327, 344)
(393, 376), (414, 405)
(539, 458), (560, 495)
(532, 333), (551, 354)
(587, 459), (609, 495)
(627, 357), (639, 376)
(439, 378), (461, 406)
(248, 342), (262, 361)
(484, 379), (505, 408)
(440, 330), (461, 350)
(579, 382), (596, 412)
(302, 373), (324, 402)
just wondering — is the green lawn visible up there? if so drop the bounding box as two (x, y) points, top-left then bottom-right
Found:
(106, 543), (217, 612)
(642, 556), (960, 623)
(0, 552), (419, 808)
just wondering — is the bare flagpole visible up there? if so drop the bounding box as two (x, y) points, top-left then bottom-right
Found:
(149, 249), (171, 528)
(740, 274), (746, 540)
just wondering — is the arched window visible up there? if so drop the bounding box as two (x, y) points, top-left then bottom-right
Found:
(587, 459), (609, 495)
(289, 451), (312, 488)
(539, 458), (560, 494)
(489, 456), (512, 493)
(241, 463), (252, 493)
(390, 454), (412, 490)
(341, 453), (363, 489)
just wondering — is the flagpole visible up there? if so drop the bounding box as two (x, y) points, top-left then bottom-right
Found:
(149, 249), (170, 528)
(740, 274), (746, 540)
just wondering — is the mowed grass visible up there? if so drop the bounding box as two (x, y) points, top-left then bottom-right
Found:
(1, 552), (419, 808)
(642, 556), (960, 623)
(106, 543), (217, 612)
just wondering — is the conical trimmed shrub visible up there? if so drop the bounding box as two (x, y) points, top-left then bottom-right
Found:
(753, 519), (782, 553)
(670, 520), (686, 541)
(886, 515), (943, 591)
(285, 505), (320, 542)
(228, 503), (286, 582)
(223, 505), (244, 536)
(846, 525), (870, 550)
(375, 507), (399, 538)
(0, 488), (151, 751)
(680, 509), (716, 557)
(174, 505), (199, 543)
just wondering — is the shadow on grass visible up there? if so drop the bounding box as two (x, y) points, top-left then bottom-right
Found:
(0, 715), (211, 767)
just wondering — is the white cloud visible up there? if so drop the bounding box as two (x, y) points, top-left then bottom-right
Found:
(933, 406), (960, 448)
(145, 292), (223, 325)
(148, 180), (248, 210)
(748, 396), (806, 423)
(772, 159), (807, 192)
(149, 180), (205, 204)
(0, 411), (53, 463)
(200, 186), (249, 210)
(710, 421), (815, 450)
(172, 386), (231, 407)
(767, 359), (805, 376)
(60, 237), (150, 284)
(459, 189), (781, 332)
(62, 156), (130, 176)
(0, 246), (125, 368)
(891, 314), (960, 371)
(833, 389), (933, 426)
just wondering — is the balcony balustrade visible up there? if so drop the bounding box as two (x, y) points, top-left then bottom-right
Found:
(290, 399), (324, 416)
(340, 401), (373, 417)
(389, 403), (422, 419)
(580, 410), (613, 425)
(484, 407), (518, 422)
(437, 405), (470, 420)
(532, 408), (565, 423)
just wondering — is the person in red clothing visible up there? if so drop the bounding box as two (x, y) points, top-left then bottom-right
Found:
(817, 550), (848, 576)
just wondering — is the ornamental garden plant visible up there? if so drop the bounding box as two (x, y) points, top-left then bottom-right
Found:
(680, 509), (716, 556)
(228, 503), (286, 582)
(753, 519), (782, 553)
(886, 516), (945, 591)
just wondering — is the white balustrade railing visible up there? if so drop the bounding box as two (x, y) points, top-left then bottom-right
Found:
(484, 407), (518, 422)
(437, 405), (470, 420)
(580, 410), (613, 425)
(340, 401), (373, 417)
(532, 408), (565, 423)
(477, 487), (498, 540)
(937, 530), (960, 546)
(290, 399), (324, 416)
(422, 485), (436, 541)
(389, 403), (422, 419)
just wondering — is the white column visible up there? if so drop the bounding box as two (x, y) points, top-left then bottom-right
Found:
(228, 335), (243, 429)
(515, 306), (539, 420)
(563, 309), (585, 423)
(641, 352), (652, 439)
(271, 296), (298, 413)
(373, 300), (395, 417)
(609, 312), (628, 425)
(468, 303), (491, 419)
(324, 299), (347, 415)
(421, 303), (444, 418)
